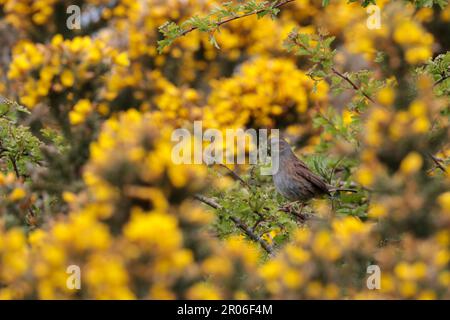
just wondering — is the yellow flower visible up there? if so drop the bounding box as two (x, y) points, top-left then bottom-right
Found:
(234, 290), (249, 300)
(356, 166), (374, 186)
(437, 192), (450, 214)
(149, 284), (175, 300)
(405, 46), (432, 64)
(285, 244), (310, 264)
(368, 203), (387, 218)
(418, 290), (436, 300)
(409, 100), (426, 117)
(400, 152), (423, 174)
(259, 260), (284, 281)
(168, 166), (188, 188)
(62, 192), (77, 204)
(28, 229), (46, 247)
(61, 69), (75, 87)
(377, 87), (395, 106)
(434, 250), (450, 267)
(412, 262), (427, 279)
(123, 209), (182, 252)
(69, 111), (84, 125)
(224, 236), (259, 268)
(313, 230), (341, 261)
(380, 273), (395, 293)
(114, 52), (130, 67)
(332, 216), (371, 246)
(73, 99), (92, 114)
(438, 271), (450, 286)
(8, 188), (26, 201)
(342, 109), (354, 126)
(395, 261), (427, 281)
(42, 245), (65, 266)
(306, 281), (322, 298)
(14, 55), (31, 72)
(282, 269), (304, 289)
(202, 256), (232, 278)
(412, 117), (430, 133)
(399, 281), (417, 298)
(87, 47), (102, 63)
(187, 283), (222, 300)
(51, 34), (63, 46)
(69, 99), (93, 125)
(393, 20), (424, 45)
(32, 12), (49, 25)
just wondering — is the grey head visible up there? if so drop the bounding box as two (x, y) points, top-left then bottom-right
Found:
(269, 136), (293, 155)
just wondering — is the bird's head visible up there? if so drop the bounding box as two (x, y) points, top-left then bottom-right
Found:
(269, 136), (292, 154)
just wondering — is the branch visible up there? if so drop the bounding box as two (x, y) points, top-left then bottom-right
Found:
(179, 0), (296, 38)
(230, 215), (275, 255)
(218, 163), (250, 189)
(194, 193), (222, 209)
(331, 67), (376, 104)
(9, 154), (20, 179)
(428, 152), (447, 172)
(252, 211), (265, 231)
(433, 74), (450, 87)
(193, 194), (274, 254)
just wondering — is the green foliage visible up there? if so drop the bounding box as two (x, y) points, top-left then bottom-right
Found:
(284, 29), (336, 75)
(210, 166), (297, 247)
(158, 0), (288, 53)
(158, 0), (448, 53)
(0, 96), (42, 177)
(417, 53), (450, 96)
(411, 0), (448, 8)
(345, 0), (376, 8)
(285, 29), (384, 111)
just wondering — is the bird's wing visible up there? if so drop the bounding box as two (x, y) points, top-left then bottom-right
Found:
(293, 159), (330, 195)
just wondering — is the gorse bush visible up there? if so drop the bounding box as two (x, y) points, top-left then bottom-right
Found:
(0, 0), (449, 299)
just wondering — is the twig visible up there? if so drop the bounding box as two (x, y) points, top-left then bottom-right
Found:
(179, 0), (296, 37)
(252, 211), (265, 231)
(331, 67), (376, 104)
(218, 163), (250, 188)
(329, 157), (344, 183)
(433, 73), (449, 87)
(428, 152), (447, 172)
(316, 111), (352, 143)
(9, 154), (20, 179)
(193, 194), (274, 254)
(230, 215), (274, 254)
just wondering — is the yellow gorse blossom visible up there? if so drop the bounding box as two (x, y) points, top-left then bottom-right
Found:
(205, 57), (328, 129)
(400, 152), (423, 175)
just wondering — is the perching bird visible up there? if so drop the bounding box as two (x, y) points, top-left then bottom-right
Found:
(271, 137), (356, 203)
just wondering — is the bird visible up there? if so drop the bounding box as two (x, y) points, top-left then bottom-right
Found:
(270, 137), (356, 205)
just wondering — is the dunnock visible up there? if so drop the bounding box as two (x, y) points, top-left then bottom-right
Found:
(271, 137), (355, 202)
